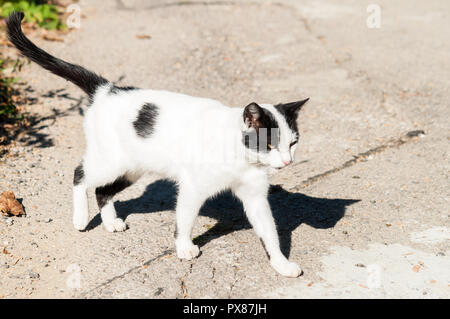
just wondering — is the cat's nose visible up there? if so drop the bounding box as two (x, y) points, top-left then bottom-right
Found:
(283, 160), (292, 166)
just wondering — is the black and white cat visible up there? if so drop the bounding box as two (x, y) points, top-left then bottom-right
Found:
(7, 12), (308, 277)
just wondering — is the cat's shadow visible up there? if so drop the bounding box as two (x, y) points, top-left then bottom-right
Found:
(87, 179), (360, 258)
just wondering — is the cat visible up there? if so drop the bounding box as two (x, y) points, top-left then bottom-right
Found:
(7, 11), (309, 277)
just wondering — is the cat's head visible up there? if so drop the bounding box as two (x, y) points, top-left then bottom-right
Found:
(242, 98), (309, 169)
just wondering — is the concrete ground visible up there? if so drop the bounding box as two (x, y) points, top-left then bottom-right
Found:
(0, 0), (448, 298)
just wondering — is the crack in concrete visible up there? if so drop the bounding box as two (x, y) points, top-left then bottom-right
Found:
(179, 277), (188, 298)
(227, 276), (238, 299)
(115, 0), (306, 14)
(227, 266), (240, 298)
(116, 0), (261, 11)
(291, 130), (425, 190)
(292, 6), (359, 76)
(179, 262), (194, 298)
(80, 249), (174, 298)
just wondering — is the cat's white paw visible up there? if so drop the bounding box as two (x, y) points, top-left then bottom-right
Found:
(271, 259), (303, 277)
(104, 218), (127, 232)
(176, 243), (200, 260)
(73, 214), (89, 231)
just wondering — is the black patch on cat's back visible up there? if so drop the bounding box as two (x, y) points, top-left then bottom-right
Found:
(133, 103), (159, 138)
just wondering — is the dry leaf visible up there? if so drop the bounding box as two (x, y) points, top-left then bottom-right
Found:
(412, 265), (421, 272)
(136, 34), (151, 40)
(0, 191), (25, 216)
(42, 34), (64, 42)
(2, 247), (9, 255)
(358, 284), (368, 289)
(403, 252), (413, 256)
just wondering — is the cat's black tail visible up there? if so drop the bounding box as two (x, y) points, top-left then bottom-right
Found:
(6, 11), (109, 100)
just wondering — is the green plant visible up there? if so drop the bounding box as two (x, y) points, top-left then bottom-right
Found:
(0, 0), (65, 30)
(0, 56), (22, 120)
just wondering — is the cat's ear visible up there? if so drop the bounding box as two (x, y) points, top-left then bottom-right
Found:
(243, 102), (264, 129)
(279, 98), (309, 118)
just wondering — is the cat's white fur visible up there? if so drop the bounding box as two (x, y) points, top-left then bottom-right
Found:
(73, 84), (302, 277)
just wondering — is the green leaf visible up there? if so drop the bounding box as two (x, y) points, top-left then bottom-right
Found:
(41, 19), (58, 30)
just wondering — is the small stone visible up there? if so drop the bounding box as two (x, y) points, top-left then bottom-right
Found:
(406, 130), (425, 138)
(355, 263), (366, 268)
(28, 271), (40, 279)
(6, 218), (13, 226)
(43, 218), (52, 223)
(437, 252), (445, 256)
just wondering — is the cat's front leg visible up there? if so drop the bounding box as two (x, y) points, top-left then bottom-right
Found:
(247, 196), (302, 277)
(233, 171), (302, 277)
(174, 186), (204, 260)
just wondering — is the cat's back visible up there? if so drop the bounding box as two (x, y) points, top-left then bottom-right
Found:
(83, 85), (245, 178)
(88, 85), (228, 123)
(84, 85), (240, 145)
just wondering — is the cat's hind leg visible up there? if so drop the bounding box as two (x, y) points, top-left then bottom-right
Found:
(73, 163), (90, 231)
(95, 172), (140, 232)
